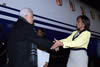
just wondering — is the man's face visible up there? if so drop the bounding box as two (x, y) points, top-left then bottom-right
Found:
(76, 18), (85, 30)
(25, 12), (34, 24)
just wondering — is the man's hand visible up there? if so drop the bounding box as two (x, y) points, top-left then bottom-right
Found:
(51, 40), (63, 49)
(43, 62), (48, 67)
(55, 47), (59, 52)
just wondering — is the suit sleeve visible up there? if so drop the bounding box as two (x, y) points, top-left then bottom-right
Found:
(25, 31), (53, 50)
(34, 37), (53, 50)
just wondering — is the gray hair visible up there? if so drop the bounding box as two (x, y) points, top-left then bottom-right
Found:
(19, 8), (33, 17)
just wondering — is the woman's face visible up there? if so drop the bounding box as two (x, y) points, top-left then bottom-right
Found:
(76, 18), (85, 31)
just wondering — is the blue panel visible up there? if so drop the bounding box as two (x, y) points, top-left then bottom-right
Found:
(97, 40), (100, 58)
(87, 38), (98, 57)
(0, 18), (15, 38)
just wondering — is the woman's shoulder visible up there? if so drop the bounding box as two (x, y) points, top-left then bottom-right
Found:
(72, 30), (91, 35)
(84, 30), (91, 34)
(81, 30), (91, 36)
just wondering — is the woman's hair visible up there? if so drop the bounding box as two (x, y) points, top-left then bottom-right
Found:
(77, 15), (90, 31)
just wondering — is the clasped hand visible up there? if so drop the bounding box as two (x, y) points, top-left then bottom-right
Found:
(51, 39), (63, 51)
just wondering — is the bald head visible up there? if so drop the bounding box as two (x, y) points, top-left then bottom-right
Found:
(19, 8), (34, 24)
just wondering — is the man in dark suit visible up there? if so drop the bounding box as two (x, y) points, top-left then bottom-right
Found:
(8, 8), (53, 67)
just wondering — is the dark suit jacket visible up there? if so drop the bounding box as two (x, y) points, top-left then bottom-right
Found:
(8, 17), (53, 67)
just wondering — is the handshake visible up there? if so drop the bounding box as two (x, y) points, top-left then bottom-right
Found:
(50, 38), (63, 51)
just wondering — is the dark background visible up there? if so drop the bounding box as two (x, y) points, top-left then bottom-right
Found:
(80, 0), (100, 11)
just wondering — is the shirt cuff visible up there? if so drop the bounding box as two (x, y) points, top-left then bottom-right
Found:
(63, 42), (69, 48)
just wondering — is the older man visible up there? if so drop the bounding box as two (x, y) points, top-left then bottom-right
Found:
(8, 8), (53, 67)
